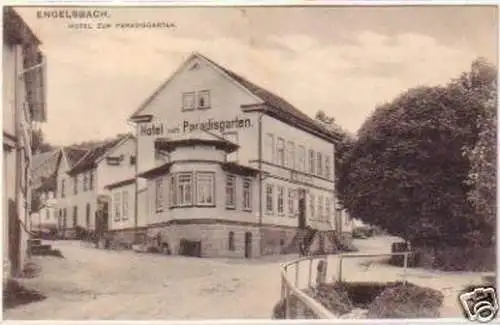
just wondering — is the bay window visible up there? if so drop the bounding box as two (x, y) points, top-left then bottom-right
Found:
(155, 177), (165, 212)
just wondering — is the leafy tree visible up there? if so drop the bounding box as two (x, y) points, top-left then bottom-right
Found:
(338, 59), (493, 247)
(31, 127), (53, 154)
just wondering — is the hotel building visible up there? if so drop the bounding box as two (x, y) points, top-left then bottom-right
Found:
(110, 52), (353, 258)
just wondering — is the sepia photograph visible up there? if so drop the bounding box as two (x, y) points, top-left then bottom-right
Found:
(2, 4), (498, 322)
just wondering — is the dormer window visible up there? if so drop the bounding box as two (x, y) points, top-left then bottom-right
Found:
(198, 90), (210, 109)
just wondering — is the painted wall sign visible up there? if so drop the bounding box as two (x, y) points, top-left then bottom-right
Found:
(139, 117), (253, 137)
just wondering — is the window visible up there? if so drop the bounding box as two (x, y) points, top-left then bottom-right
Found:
(297, 146), (305, 172)
(277, 138), (285, 166)
(325, 197), (331, 223)
(73, 175), (78, 194)
(224, 132), (239, 162)
(83, 173), (88, 192)
(265, 184), (273, 214)
(114, 193), (121, 221)
(196, 172), (214, 206)
(130, 156), (136, 165)
(288, 189), (295, 216)
(89, 170), (94, 190)
(287, 141), (295, 169)
(45, 209), (50, 220)
(242, 179), (252, 211)
(265, 133), (275, 163)
(277, 186), (285, 216)
(309, 194), (315, 220)
(317, 152), (323, 177)
(308, 150), (315, 174)
(86, 203), (90, 228)
(198, 90), (211, 109)
(122, 191), (129, 220)
(155, 177), (165, 212)
(182, 92), (195, 111)
(228, 231), (235, 251)
(318, 196), (324, 222)
(325, 156), (331, 179)
(61, 179), (65, 198)
(73, 206), (78, 227)
(169, 176), (176, 207)
(177, 173), (193, 206)
(226, 175), (236, 209)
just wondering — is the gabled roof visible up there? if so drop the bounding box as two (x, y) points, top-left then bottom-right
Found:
(128, 52), (342, 143)
(67, 133), (134, 175)
(31, 149), (61, 191)
(63, 147), (89, 168)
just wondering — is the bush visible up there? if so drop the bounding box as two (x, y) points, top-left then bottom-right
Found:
(311, 283), (354, 315)
(366, 282), (444, 318)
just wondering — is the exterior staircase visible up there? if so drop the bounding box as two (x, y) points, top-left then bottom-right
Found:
(28, 238), (55, 256)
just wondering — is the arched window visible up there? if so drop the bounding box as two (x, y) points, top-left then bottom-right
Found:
(228, 231), (235, 251)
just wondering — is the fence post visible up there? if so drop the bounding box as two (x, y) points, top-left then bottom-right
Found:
(308, 258), (313, 288)
(338, 255), (343, 282)
(285, 285), (291, 318)
(295, 262), (300, 287)
(403, 252), (408, 284)
(281, 266), (287, 299)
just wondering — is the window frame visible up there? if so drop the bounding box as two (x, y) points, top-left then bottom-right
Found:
(309, 193), (315, 220)
(73, 206), (78, 227)
(182, 91), (196, 111)
(114, 192), (121, 221)
(176, 172), (194, 207)
(318, 195), (324, 222)
(73, 175), (78, 195)
(197, 90), (211, 110)
(122, 190), (129, 220)
(85, 203), (91, 227)
(242, 178), (252, 212)
(317, 152), (323, 177)
(265, 133), (275, 163)
(155, 176), (165, 213)
(287, 141), (295, 169)
(277, 186), (285, 216)
(308, 149), (315, 174)
(265, 183), (274, 214)
(225, 174), (237, 210)
(89, 170), (94, 190)
(287, 188), (295, 216)
(196, 171), (215, 207)
(228, 231), (235, 251)
(277, 137), (285, 166)
(61, 179), (65, 198)
(325, 155), (331, 179)
(298, 145), (306, 172)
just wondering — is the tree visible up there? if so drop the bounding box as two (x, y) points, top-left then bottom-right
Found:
(338, 59), (493, 247)
(31, 127), (53, 154)
(462, 58), (497, 246)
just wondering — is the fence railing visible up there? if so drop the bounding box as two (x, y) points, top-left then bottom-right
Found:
(279, 251), (411, 319)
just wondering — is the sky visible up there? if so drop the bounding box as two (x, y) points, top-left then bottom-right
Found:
(14, 5), (498, 146)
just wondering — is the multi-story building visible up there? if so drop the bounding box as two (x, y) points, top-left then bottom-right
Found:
(113, 52), (353, 258)
(54, 134), (136, 238)
(3, 7), (47, 278)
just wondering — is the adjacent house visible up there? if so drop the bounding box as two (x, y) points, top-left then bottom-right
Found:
(54, 134), (136, 238)
(120, 52), (353, 258)
(3, 7), (47, 278)
(30, 149), (60, 233)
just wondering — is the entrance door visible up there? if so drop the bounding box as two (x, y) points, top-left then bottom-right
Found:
(244, 232), (252, 258)
(297, 189), (306, 229)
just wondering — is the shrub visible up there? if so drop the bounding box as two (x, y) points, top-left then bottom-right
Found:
(366, 282), (444, 318)
(311, 283), (354, 315)
(272, 296), (317, 319)
(3, 279), (46, 309)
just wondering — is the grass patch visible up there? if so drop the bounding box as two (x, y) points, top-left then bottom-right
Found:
(273, 281), (444, 319)
(366, 282), (444, 318)
(3, 279), (46, 309)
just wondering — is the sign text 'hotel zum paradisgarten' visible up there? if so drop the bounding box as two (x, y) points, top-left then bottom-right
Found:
(139, 117), (253, 136)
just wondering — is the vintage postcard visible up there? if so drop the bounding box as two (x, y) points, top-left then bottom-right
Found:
(2, 3), (498, 322)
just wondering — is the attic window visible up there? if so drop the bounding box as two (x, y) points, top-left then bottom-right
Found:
(198, 90), (210, 109)
(189, 62), (200, 71)
(106, 155), (123, 166)
(130, 156), (136, 166)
